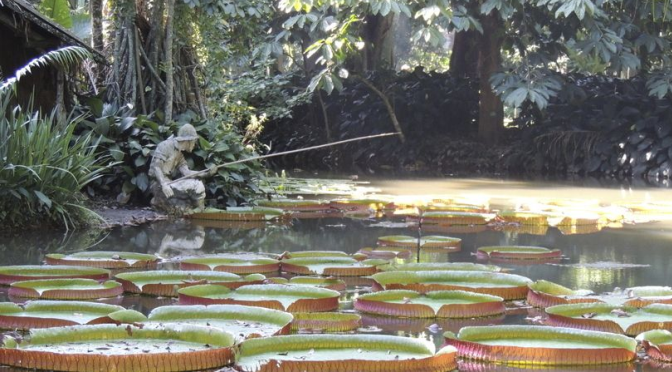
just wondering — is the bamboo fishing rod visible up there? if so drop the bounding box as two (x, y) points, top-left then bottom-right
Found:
(168, 132), (400, 184)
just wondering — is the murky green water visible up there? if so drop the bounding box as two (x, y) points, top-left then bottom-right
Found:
(1, 177), (672, 371)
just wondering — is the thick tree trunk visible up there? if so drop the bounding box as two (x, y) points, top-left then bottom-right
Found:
(363, 14), (396, 71)
(90, 0), (104, 53)
(477, 12), (504, 145)
(164, 0), (175, 123)
(450, 30), (479, 77)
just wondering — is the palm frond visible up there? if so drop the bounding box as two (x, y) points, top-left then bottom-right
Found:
(0, 46), (93, 93)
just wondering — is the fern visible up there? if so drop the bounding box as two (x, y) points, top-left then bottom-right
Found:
(0, 46), (92, 93)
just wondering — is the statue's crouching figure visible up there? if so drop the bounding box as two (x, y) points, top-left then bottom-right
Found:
(149, 124), (214, 215)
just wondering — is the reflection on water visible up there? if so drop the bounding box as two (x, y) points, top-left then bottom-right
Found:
(2, 177), (672, 371)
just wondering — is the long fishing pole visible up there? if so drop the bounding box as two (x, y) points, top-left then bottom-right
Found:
(169, 132), (401, 185)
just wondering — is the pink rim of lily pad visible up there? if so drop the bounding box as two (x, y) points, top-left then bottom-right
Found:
(178, 254), (280, 274)
(265, 276), (347, 292)
(114, 271), (266, 297)
(178, 284), (340, 313)
(45, 251), (159, 269)
(476, 246), (561, 261)
(421, 212), (490, 225)
(290, 312), (362, 333)
(0, 265), (110, 285)
(280, 251), (350, 259)
(236, 334), (457, 372)
(281, 257), (386, 277)
(0, 301), (130, 329)
(546, 303), (672, 335)
(9, 279), (123, 300)
(355, 290), (505, 319)
(637, 330), (672, 363)
(376, 235), (461, 250)
(0, 324), (235, 372)
(372, 271), (532, 300)
(527, 280), (600, 308)
(146, 304), (293, 340)
(444, 325), (637, 366)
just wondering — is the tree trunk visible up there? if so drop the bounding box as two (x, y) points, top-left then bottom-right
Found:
(164, 0), (175, 124)
(477, 12), (504, 145)
(450, 30), (479, 77)
(90, 0), (104, 53)
(362, 14), (396, 71)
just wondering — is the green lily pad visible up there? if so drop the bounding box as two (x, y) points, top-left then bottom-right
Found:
(291, 312), (362, 333)
(329, 199), (393, 211)
(497, 211), (549, 225)
(372, 271), (532, 300)
(527, 280), (597, 308)
(476, 246), (561, 261)
(236, 334), (457, 372)
(0, 265), (110, 285)
(256, 199), (330, 211)
(445, 325), (636, 365)
(281, 251), (350, 259)
(146, 304), (293, 341)
(421, 212), (491, 225)
(266, 277), (347, 291)
(356, 247), (413, 259)
(188, 207), (287, 221)
(281, 257), (386, 276)
(115, 271), (266, 297)
(355, 290), (505, 318)
(380, 262), (502, 273)
(0, 324), (235, 371)
(178, 254), (280, 274)
(178, 284), (340, 313)
(546, 303), (672, 335)
(9, 279), (123, 300)
(45, 251), (159, 269)
(376, 235), (461, 250)
(637, 330), (672, 363)
(0, 301), (127, 329)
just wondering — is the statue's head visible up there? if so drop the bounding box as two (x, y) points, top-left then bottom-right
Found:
(176, 124), (198, 152)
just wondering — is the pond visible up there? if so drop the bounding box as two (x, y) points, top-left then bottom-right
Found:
(1, 177), (672, 371)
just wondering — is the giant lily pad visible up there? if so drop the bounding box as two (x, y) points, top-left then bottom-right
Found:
(527, 280), (599, 308)
(372, 271), (532, 300)
(280, 251), (350, 259)
(356, 247), (412, 259)
(477, 246), (561, 261)
(444, 325), (636, 365)
(637, 330), (672, 363)
(146, 305), (292, 340)
(421, 212), (490, 225)
(291, 312), (362, 332)
(355, 290), (505, 319)
(380, 262), (502, 273)
(115, 271), (266, 297)
(9, 279), (122, 300)
(188, 207), (287, 221)
(257, 199), (330, 211)
(45, 251), (159, 269)
(0, 301), (129, 329)
(235, 334), (457, 372)
(546, 303), (672, 335)
(281, 257), (386, 276)
(619, 286), (672, 307)
(421, 204), (488, 213)
(178, 254), (280, 274)
(0, 324), (235, 371)
(329, 199), (394, 212)
(497, 211), (549, 225)
(266, 277), (347, 291)
(0, 265), (110, 285)
(178, 284), (340, 313)
(377, 235), (461, 250)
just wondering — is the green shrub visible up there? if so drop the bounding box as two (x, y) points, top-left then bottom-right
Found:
(0, 94), (108, 229)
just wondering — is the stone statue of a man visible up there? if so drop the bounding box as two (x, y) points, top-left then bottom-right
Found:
(149, 124), (214, 215)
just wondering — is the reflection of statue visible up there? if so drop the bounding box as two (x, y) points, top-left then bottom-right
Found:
(149, 124), (214, 215)
(157, 225), (205, 257)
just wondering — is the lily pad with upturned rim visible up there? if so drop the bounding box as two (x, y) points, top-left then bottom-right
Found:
(372, 271), (532, 300)
(9, 279), (123, 300)
(637, 330), (672, 363)
(291, 312), (362, 333)
(355, 290), (505, 319)
(0, 265), (110, 285)
(178, 254), (280, 274)
(146, 305), (293, 341)
(444, 325), (636, 365)
(0, 301), (130, 329)
(256, 199), (331, 211)
(476, 246), (561, 261)
(114, 271), (266, 297)
(497, 211), (549, 225)
(45, 251), (159, 269)
(527, 280), (599, 308)
(0, 323), (235, 372)
(356, 247), (413, 259)
(376, 235), (461, 250)
(178, 284), (340, 313)
(545, 303), (672, 335)
(329, 199), (394, 212)
(265, 277), (347, 291)
(188, 207), (288, 221)
(280, 251), (350, 259)
(281, 257), (386, 277)
(380, 263), (502, 273)
(235, 334), (457, 372)
(421, 212), (491, 225)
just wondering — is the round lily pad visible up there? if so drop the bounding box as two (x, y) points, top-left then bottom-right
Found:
(291, 312), (362, 333)
(355, 290), (505, 319)
(546, 303), (672, 335)
(236, 334), (457, 372)
(372, 271), (532, 300)
(637, 330), (672, 363)
(281, 251), (350, 259)
(0, 301), (127, 329)
(476, 246), (561, 260)
(380, 262), (502, 273)
(444, 325), (637, 365)
(45, 251), (159, 269)
(376, 235), (461, 250)
(9, 279), (123, 300)
(178, 284), (340, 313)
(620, 286), (672, 307)
(146, 305), (293, 340)
(356, 247), (412, 259)
(329, 199), (394, 212)
(266, 277), (347, 291)
(527, 280), (599, 308)
(115, 271), (266, 297)
(421, 204), (488, 213)
(0, 324), (235, 372)
(281, 257), (385, 277)
(497, 211), (549, 225)
(421, 212), (490, 225)
(257, 199), (330, 211)
(188, 207), (287, 221)
(0, 265), (110, 285)
(178, 254), (280, 274)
